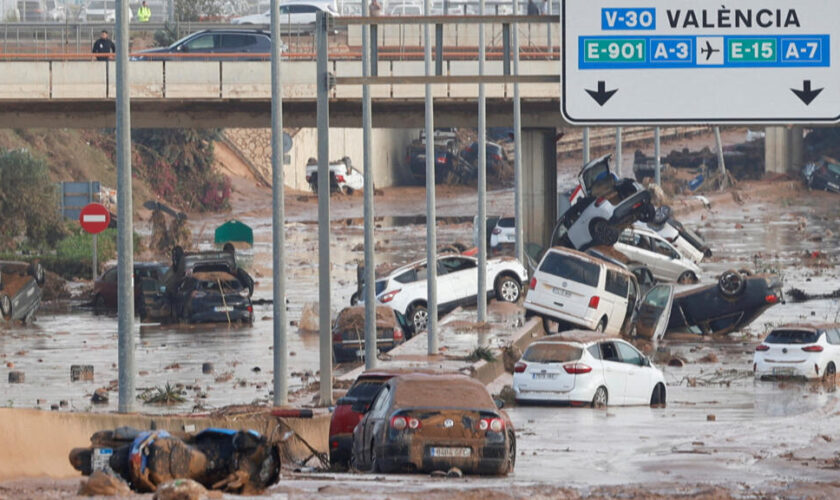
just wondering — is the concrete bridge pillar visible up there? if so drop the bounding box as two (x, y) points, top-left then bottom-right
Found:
(764, 126), (804, 175)
(522, 128), (558, 251)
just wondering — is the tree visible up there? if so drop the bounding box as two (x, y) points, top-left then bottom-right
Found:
(175, 0), (222, 22)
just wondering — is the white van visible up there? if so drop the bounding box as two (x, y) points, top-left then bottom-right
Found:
(615, 226), (701, 283)
(524, 247), (638, 336)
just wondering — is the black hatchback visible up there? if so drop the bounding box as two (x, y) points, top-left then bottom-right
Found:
(133, 29), (281, 61)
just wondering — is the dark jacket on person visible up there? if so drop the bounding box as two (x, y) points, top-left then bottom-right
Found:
(92, 38), (116, 61)
(527, 0), (540, 15)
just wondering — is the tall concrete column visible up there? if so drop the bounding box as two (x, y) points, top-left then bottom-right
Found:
(789, 126), (805, 172)
(522, 128), (558, 251)
(764, 126), (803, 175)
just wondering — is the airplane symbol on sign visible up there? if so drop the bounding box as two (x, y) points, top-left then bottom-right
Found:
(701, 41), (720, 61)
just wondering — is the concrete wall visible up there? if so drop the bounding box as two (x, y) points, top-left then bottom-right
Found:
(224, 127), (420, 191)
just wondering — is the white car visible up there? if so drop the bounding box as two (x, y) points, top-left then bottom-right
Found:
(615, 226), (701, 284)
(754, 324), (840, 381)
(386, 2), (422, 15)
(525, 247), (640, 336)
(81, 0), (132, 22)
(305, 157), (364, 194)
(513, 337), (666, 407)
(490, 217), (516, 248)
(365, 254), (528, 333)
(232, 1), (338, 27)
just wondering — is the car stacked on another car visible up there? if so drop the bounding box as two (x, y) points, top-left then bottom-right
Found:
(0, 260), (45, 324)
(332, 306), (409, 363)
(364, 253), (527, 333)
(553, 154), (656, 251)
(351, 373), (516, 475)
(754, 324), (840, 382)
(513, 336), (666, 407)
(615, 225), (701, 284)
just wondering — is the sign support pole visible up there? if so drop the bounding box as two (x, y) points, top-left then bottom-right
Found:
(654, 127), (661, 186)
(477, 0), (488, 336)
(92, 233), (98, 281)
(615, 127), (622, 177)
(363, 0), (378, 367)
(424, 0), (438, 355)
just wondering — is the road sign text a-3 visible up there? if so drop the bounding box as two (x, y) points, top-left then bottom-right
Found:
(562, 0), (840, 124)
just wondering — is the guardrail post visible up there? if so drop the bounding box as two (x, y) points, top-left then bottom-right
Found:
(502, 23), (510, 76)
(315, 10), (333, 407)
(370, 24), (378, 77)
(435, 24), (443, 76)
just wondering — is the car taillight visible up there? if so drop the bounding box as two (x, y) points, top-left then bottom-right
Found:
(491, 154), (502, 163)
(529, 277), (537, 290)
(492, 227), (501, 235)
(335, 175), (345, 183)
(563, 363), (592, 374)
(478, 418), (504, 432)
(247, 305), (253, 313)
(588, 296), (600, 309)
(755, 344), (769, 351)
(393, 328), (404, 340)
(333, 332), (343, 342)
(390, 415), (420, 430)
(802, 345), (823, 352)
(436, 155), (446, 163)
(390, 416), (407, 430)
(380, 289), (401, 303)
(632, 201), (643, 209)
(594, 197), (606, 207)
(514, 362), (527, 373)
(765, 294), (779, 304)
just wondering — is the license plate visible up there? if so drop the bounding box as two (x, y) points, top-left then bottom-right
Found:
(430, 447), (471, 458)
(214, 306), (234, 312)
(91, 448), (113, 472)
(532, 373), (557, 380)
(552, 287), (572, 297)
(773, 367), (795, 376)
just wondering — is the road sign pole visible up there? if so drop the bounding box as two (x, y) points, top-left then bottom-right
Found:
(654, 127), (661, 186)
(424, 0), (438, 356)
(363, 0), (378, 368)
(583, 127), (590, 163)
(615, 127), (622, 176)
(116, 0), (134, 414)
(715, 127), (728, 190)
(316, 11), (333, 407)
(270, 0), (288, 406)
(477, 0), (488, 334)
(513, 0), (523, 265)
(92, 233), (98, 281)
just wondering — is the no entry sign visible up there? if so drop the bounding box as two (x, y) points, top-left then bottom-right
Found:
(79, 203), (111, 234)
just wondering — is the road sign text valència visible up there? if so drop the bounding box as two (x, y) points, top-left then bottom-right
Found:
(561, 0), (840, 124)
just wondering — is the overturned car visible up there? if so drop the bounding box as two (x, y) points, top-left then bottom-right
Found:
(635, 270), (783, 340)
(0, 260), (45, 324)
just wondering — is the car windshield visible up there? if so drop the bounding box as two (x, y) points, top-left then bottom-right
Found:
(522, 343), (582, 363)
(197, 278), (242, 292)
(765, 329), (821, 344)
(539, 252), (600, 287)
(345, 379), (387, 403)
(498, 217), (515, 228)
(581, 159), (610, 190)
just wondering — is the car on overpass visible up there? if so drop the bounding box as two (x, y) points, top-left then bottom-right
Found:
(132, 29), (284, 61)
(231, 0), (339, 31)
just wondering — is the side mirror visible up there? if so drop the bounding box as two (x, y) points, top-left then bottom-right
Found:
(494, 398), (505, 409)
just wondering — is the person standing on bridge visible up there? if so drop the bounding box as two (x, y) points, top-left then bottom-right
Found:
(92, 30), (115, 61)
(527, 0), (540, 15)
(369, 0), (382, 16)
(137, 1), (151, 22)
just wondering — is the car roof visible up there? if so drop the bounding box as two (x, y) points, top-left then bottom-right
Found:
(385, 253), (474, 278)
(390, 373), (494, 409)
(192, 28), (269, 35)
(772, 323), (840, 332)
(529, 330), (620, 346)
(543, 246), (633, 276)
(358, 368), (455, 379)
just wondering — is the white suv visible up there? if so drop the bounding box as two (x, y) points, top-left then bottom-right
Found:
(524, 247), (638, 336)
(365, 254), (528, 333)
(615, 226), (701, 284)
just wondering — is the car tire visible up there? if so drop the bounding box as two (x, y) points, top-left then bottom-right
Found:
(408, 303), (428, 333)
(590, 218), (620, 246)
(677, 271), (698, 284)
(339, 185), (351, 195)
(494, 275), (521, 303)
(638, 203), (656, 223)
(29, 261), (45, 286)
(823, 362), (836, 388)
(504, 431), (517, 474)
(542, 316), (559, 335)
(650, 383), (666, 407)
(93, 294), (105, 310)
(718, 269), (745, 297)
(0, 294), (11, 320)
(592, 386), (608, 408)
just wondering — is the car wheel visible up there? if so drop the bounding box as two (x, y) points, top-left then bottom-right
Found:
(505, 431), (517, 474)
(542, 316), (559, 334)
(590, 218), (620, 246)
(350, 291), (360, 306)
(0, 294), (11, 320)
(650, 383), (666, 407)
(677, 271), (698, 285)
(495, 275), (521, 303)
(718, 269), (745, 297)
(339, 185), (351, 195)
(638, 204), (656, 223)
(592, 386), (608, 408)
(408, 304), (428, 333)
(823, 362), (836, 389)
(93, 294), (106, 310)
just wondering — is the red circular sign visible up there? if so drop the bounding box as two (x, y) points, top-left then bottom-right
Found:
(79, 203), (111, 234)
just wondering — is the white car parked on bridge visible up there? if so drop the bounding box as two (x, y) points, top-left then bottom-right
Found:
(363, 254), (528, 333)
(231, 0), (338, 28)
(513, 337), (666, 407)
(614, 225), (701, 284)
